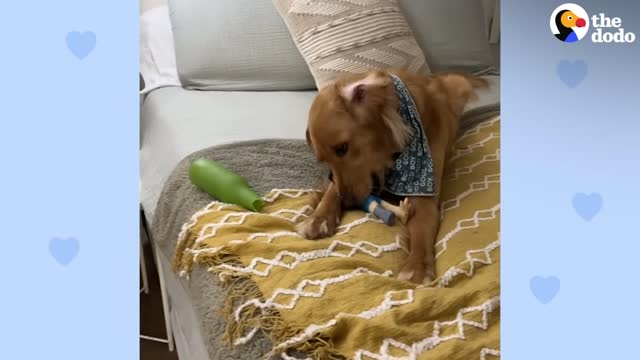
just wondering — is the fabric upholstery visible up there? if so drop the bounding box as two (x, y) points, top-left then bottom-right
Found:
(398, 0), (496, 73)
(167, 0), (316, 90)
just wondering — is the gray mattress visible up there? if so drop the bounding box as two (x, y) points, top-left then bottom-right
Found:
(145, 76), (500, 360)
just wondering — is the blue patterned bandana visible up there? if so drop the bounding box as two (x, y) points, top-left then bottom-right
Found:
(382, 75), (436, 197)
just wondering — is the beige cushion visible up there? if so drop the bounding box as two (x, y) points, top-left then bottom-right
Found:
(272, 0), (429, 89)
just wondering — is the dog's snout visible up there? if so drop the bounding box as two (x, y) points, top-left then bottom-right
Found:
(371, 173), (382, 193)
(342, 193), (358, 208)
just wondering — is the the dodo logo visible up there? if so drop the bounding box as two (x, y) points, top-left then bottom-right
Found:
(551, 3), (636, 43)
(550, 4), (589, 42)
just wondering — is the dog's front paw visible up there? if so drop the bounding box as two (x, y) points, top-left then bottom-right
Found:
(296, 214), (337, 240)
(399, 198), (415, 223)
(398, 258), (435, 286)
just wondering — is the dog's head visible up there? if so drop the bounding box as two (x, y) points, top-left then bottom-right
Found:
(306, 71), (412, 207)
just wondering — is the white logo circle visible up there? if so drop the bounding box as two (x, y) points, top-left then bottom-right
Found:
(550, 3), (590, 42)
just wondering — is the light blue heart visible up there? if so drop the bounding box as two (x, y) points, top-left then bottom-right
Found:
(572, 192), (602, 221)
(66, 31), (96, 59)
(49, 237), (79, 266)
(530, 276), (560, 304)
(557, 60), (587, 88)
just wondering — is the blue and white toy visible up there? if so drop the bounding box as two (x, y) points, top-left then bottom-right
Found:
(360, 195), (411, 226)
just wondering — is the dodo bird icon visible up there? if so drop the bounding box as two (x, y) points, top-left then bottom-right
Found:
(554, 9), (587, 42)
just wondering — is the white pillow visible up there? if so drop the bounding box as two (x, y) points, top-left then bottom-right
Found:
(140, 3), (181, 95)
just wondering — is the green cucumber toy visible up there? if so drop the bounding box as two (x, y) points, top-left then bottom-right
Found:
(189, 158), (264, 212)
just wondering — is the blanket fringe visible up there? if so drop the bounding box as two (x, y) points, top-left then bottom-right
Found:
(172, 229), (197, 273)
(179, 250), (346, 360)
(173, 198), (347, 360)
(296, 338), (345, 360)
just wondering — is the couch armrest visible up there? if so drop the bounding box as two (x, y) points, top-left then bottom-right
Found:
(139, 73), (146, 150)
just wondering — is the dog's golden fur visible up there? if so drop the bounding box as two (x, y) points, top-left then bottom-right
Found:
(298, 68), (487, 284)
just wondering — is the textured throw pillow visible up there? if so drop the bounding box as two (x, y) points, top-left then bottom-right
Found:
(272, 0), (430, 89)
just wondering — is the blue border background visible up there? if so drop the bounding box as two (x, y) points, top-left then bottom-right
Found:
(1, 0), (638, 359)
(503, 0), (639, 358)
(0, 2), (138, 359)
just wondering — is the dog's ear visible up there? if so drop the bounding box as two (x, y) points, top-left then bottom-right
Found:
(305, 127), (313, 151)
(339, 72), (387, 107)
(342, 83), (367, 103)
(306, 127), (321, 160)
(341, 72), (410, 150)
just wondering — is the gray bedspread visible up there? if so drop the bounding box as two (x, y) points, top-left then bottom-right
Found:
(152, 140), (328, 359)
(150, 84), (499, 359)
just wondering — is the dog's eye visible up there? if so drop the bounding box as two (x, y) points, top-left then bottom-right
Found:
(334, 143), (349, 157)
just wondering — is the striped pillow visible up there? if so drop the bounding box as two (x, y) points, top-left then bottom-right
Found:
(272, 0), (430, 89)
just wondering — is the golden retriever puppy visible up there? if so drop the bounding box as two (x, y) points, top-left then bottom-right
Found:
(298, 68), (487, 285)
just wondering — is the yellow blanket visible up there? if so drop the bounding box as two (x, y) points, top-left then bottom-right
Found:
(174, 116), (500, 360)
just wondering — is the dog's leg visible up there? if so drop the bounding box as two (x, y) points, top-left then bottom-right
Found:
(296, 181), (341, 239)
(397, 197), (439, 285)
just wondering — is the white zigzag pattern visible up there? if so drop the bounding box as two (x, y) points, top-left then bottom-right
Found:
(188, 213), (385, 262)
(272, 206), (315, 222)
(448, 132), (499, 163)
(177, 189), (317, 248)
(353, 297), (500, 360)
(336, 213), (384, 233)
(188, 230), (303, 261)
(236, 267), (393, 319)
(447, 149), (500, 181)
(456, 116), (500, 145)
(480, 348), (501, 360)
(288, 0), (349, 16)
(177, 189), (320, 276)
(251, 230), (299, 243)
(264, 189), (321, 203)
(176, 201), (227, 250)
(440, 174), (500, 216)
(437, 236), (500, 288)
(216, 237), (403, 277)
(194, 206), (313, 245)
(233, 268), (394, 345)
(270, 289), (415, 352)
(435, 204), (500, 258)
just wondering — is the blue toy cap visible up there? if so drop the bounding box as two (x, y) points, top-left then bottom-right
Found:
(373, 206), (395, 225)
